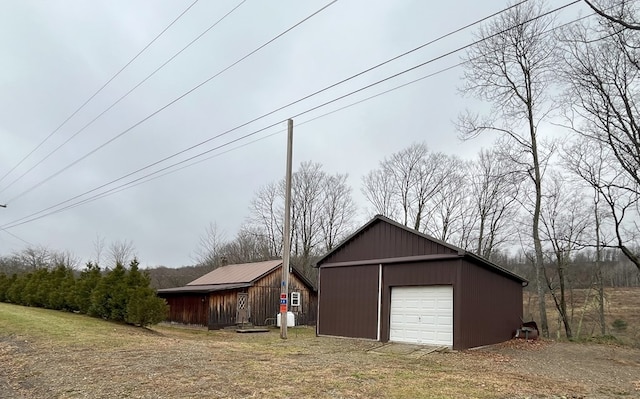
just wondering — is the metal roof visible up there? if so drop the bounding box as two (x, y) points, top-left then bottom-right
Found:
(186, 259), (283, 286)
(157, 283), (251, 294)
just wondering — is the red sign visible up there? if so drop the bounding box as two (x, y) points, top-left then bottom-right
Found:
(280, 304), (287, 313)
(280, 293), (287, 299)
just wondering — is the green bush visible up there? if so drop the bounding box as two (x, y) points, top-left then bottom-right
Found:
(125, 288), (169, 327)
(612, 319), (628, 332)
(0, 257), (167, 328)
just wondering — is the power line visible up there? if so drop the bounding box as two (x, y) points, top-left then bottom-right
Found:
(0, 228), (33, 246)
(0, 1), (586, 231)
(0, 0), (200, 188)
(2, 0), (526, 204)
(66, 63), (466, 205)
(0, 0), (247, 197)
(3, 0), (337, 204)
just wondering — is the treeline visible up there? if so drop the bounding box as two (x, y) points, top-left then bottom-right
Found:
(0, 258), (167, 327)
(500, 249), (640, 291)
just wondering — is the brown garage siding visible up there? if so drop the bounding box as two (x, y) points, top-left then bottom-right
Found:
(458, 260), (523, 348)
(380, 260), (462, 345)
(318, 265), (379, 339)
(321, 221), (457, 265)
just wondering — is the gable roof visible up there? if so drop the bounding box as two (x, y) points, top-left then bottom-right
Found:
(187, 259), (283, 286)
(315, 215), (526, 284)
(157, 259), (317, 295)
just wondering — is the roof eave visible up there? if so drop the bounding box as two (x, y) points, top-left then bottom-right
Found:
(315, 215), (463, 267)
(314, 214), (527, 284)
(463, 252), (528, 284)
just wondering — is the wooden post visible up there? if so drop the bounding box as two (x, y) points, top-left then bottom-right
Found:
(280, 119), (293, 339)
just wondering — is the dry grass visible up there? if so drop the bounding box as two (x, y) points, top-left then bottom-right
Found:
(524, 286), (640, 345)
(1, 302), (640, 398)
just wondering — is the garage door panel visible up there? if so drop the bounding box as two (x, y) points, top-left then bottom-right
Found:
(390, 286), (453, 346)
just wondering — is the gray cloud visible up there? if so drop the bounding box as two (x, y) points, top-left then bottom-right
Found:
(0, 0), (588, 266)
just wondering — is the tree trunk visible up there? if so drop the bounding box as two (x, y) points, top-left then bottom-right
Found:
(557, 260), (572, 338)
(594, 197), (606, 336)
(530, 110), (549, 338)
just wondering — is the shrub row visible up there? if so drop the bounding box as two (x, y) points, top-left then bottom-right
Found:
(0, 259), (168, 327)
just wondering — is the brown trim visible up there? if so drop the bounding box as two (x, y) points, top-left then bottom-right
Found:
(158, 283), (251, 294)
(317, 334), (379, 342)
(315, 215), (527, 284)
(320, 254), (461, 268)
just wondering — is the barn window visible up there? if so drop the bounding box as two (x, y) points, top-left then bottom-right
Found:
(291, 292), (301, 307)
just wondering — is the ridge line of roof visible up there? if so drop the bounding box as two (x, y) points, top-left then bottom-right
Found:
(314, 214), (526, 283)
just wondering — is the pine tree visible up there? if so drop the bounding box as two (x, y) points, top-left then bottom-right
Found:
(89, 262), (127, 320)
(75, 262), (102, 314)
(124, 258), (168, 327)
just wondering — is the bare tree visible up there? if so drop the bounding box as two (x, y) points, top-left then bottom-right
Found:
(107, 239), (136, 268)
(361, 169), (397, 219)
(193, 222), (227, 269)
(559, 14), (640, 270)
(470, 148), (520, 260)
(583, 0), (640, 30)
(11, 246), (51, 270)
(424, 155), (471, 244)
(249, 181), (285, 257)
(458, 1), (557, 336)
(563, 138), (622, 334)
(362, 143), (450, 232)
(320, 173), (357, 252)
(539, 171), (592, 338)
(411, 150), (451, 232)
(50, 250), (81, 270)
(385, 143), (428, 227)
(248, 161), (357, 280)
(93, 234), (105, 266)
(291, 162), (325, 262)
(220, 226), (273, 264)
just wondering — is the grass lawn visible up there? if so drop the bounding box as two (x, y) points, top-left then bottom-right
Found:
(1, 302), (639, 398)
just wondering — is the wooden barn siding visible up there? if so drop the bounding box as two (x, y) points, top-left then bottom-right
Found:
(381, 260), (462, 346)
(250, 268), (317, 326)
(208, 289), (242, 329)
(457, 260), (523, 348)
(164, 294), (208, 326)
(317, 265), (379, 339)
(322, 221), (457, 265)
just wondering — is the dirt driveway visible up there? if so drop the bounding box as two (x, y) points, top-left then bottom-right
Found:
(1, 320), (639, 399)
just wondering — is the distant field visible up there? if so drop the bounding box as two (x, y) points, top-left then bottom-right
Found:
(1, 298), (640, 398)
(524, 287), (640, 346)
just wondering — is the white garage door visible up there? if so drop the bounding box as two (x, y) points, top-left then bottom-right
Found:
(390, 286), (453, 346)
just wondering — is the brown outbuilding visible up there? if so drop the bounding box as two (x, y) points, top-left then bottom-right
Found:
(315, 215), (527, 350)
(158, 259), (317, 329)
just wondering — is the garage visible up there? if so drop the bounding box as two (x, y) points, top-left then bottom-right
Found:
(389, 286), (453, 346)
(316, 215), (527, 350)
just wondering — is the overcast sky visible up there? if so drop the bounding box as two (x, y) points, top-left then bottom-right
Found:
(0, 0), (591, 267)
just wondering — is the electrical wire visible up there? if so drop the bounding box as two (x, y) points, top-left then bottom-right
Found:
(0, 0), (588, 231)
(0, 0), (247, 196)
(1, 0), (542, 211)
(0, 228), (33, 246)
(1, 0), (524, 203)
(0, 0), (200, 188)
(2, 1), (337, 204)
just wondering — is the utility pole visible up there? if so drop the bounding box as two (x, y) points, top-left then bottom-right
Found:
(280, 119), (293, 339)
